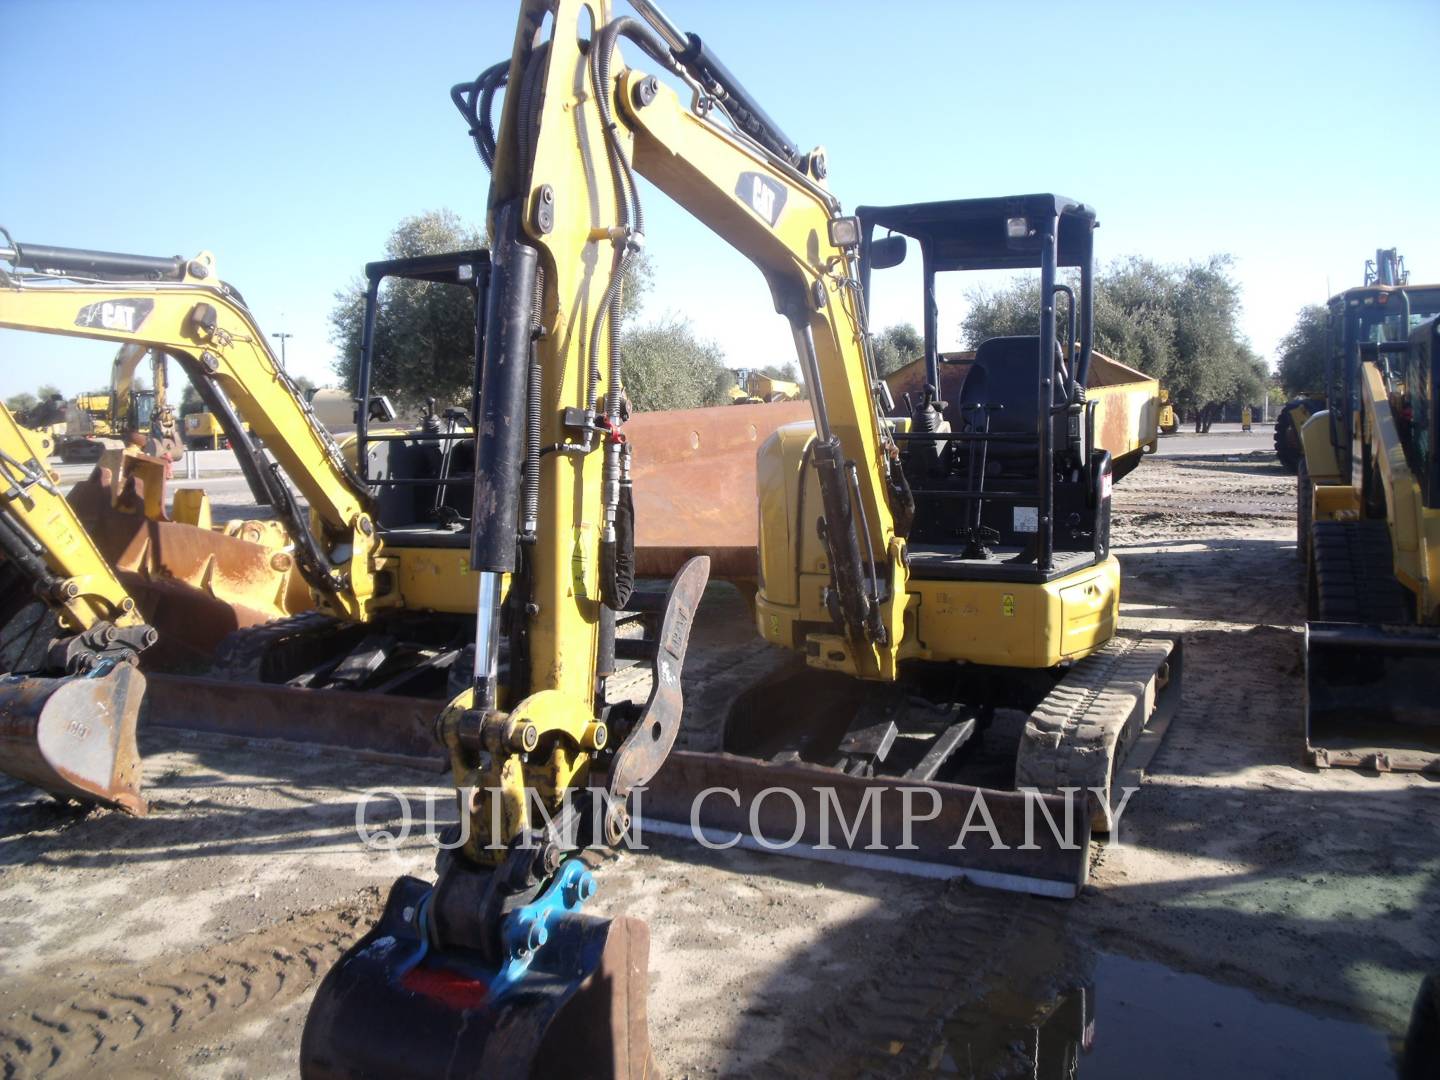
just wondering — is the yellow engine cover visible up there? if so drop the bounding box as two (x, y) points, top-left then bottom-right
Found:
(754, 422), (1120, 673)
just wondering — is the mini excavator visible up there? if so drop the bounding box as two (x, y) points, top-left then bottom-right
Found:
(301, 0), (1176, 1073)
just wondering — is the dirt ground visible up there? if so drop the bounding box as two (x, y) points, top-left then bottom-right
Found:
(2, 428), (1435, 1077)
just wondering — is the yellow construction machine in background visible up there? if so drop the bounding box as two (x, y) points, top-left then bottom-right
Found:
(726, 366), (802, 403)
(1301, 292), (1440, 772)
(0, 400), (156, 812)
(52, 344), (186, 465)
(1159, 387), (1180, 434)
(0, 237), (520, 810)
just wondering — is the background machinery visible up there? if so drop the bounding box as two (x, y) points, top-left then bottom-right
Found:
(1295, 252), (1440, 560)
(0, 238), (529, 809)
(1280, 249), (1425, 476)
(302, 1), (1177, 1073)
(1302, 301), (1440, 771)
(52, 343), (186, 465)
(726, 366), (802, 403)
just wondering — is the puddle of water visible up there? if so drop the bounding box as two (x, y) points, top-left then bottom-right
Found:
(931, 951), (1396, 1079)
(1081, 953), (1395, 1079)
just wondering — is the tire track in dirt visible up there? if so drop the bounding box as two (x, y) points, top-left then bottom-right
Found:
(0, 889), (380, 1079)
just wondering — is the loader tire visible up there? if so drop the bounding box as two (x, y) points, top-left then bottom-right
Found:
(1274, 408), (1301, 473)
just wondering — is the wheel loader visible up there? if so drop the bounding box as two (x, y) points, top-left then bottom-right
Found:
(298, 1), (1178, 1073)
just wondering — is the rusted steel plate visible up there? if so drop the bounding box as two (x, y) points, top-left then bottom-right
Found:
(67, 471), (309, 666)
(143, 674), (444, 767)
(636, 750), (1091, 897)
(627, 402), (810, 580)
(0, 663), (147, 814)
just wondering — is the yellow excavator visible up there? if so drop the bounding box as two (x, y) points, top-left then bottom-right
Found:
(52, 343), (186, 465)
(300, 1), (1177, 1072)
(0, 401), (156, 812)
(0, 238), (525, 809)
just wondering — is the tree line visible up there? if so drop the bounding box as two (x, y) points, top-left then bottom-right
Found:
(333, 211), (1346, 422)
(331, 210), (740, 415)
(888, 255), (1270, 420)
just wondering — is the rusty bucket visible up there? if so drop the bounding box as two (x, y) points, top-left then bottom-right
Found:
(0, 662), (147, 815)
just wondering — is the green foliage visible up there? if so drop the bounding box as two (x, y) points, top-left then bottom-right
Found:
(959, 254), (1269, 412)
(331, 210), (486, 414)
(179, 382), (205, 416)
(6, 383), (66, 421)
(871, 324), (923, 376)
(332, 210), (653, 415)
(1277, 304), (1328, 397)
(620, 317), (730, 412)
(757, 362), (800, 382)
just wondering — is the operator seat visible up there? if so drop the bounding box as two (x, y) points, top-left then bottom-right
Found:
(956, 336), (1055, 479)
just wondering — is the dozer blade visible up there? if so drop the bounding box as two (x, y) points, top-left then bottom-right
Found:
(639, 750), (1092, 898)
(300, 875), (654, 1080)
(1306, 621), (1440, 773)
(0, 662), (147, 814)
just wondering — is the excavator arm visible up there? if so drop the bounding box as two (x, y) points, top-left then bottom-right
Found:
(615, 56), (909, 676)
(301, 2), (920, 1074)
(108, 343), (183, 462)
(0, 403), (146, 637)
(0, 401), (155, 813)
(0, 242), (381, 618)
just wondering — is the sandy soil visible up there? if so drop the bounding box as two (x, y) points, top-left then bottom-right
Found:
(1, 431), (1434, 1077)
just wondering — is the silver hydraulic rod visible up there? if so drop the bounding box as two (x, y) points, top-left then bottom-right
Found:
(629, 0), (687, 53)
(473, 571), (502, 708)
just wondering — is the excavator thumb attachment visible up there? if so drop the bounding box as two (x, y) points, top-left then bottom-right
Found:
(0, 661), (147, 815)
(300, 874), (655, 1079)
(1306, 622), (1440, 773)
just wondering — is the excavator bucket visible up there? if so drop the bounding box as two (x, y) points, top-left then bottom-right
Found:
(1306, 622), (1440, 772)
(300, 875), (654, 1079)
(0, 662), (147, 814)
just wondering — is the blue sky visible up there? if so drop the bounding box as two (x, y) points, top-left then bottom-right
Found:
(2, 0), (1437, 398)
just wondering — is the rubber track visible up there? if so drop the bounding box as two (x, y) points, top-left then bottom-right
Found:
(0, 892), (380, 1079)
(209, 611), (351, 683)
(1310, 520), (1412, 624)
(675, 640), (799, 754)
(1015, 635), (1174, 831)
